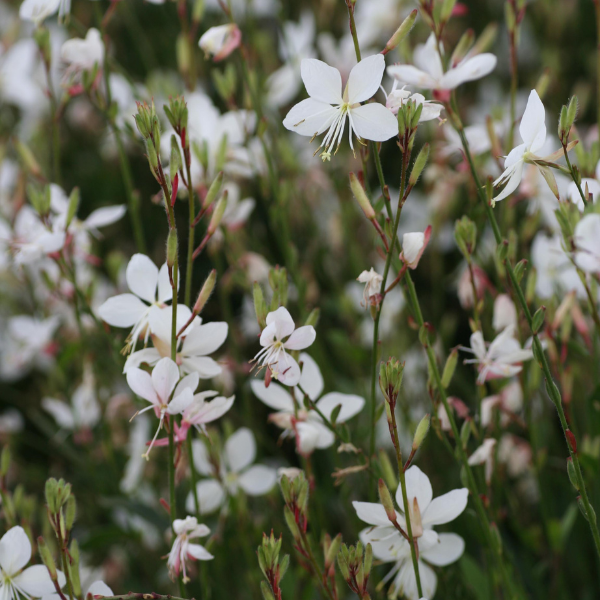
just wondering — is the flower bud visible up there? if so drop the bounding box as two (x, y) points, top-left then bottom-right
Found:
(566, 429), (577, 454)
(145, 140), (159, 175)
(260, 581), (276, 600)
(379, 358), (404, 404)
(203, 171), (224, 209)
(325, 533), (342, 568)
(166, 229), (178, 268)
(454, 215), (477, 258)
(69, 540), (82, 598)
(577, 497), (596, 524)
(349, 173), (375, 220)
(199, 24), (242, 62)
(253, 283), (267, 329)
(512, 259), (527, 283)
(408, 143), (429, 187)
(412, 414), (431, 451)
(450, 28), (474, 66)
(531, 305), (546, 334)
(38, 537), (57, 581)
(207, 190), (228, 235)
(567, 457), (579, 491)
(383, 9), (417, 54)
(441, 348), (458, 388)
(65, 495), (76, 531)
(193, 0), (204, 22)
(378, 479), (397, 524)
(283, 505), (301, 540)
(193, 269), (217, 315)
(66, 187), (80, 229)
(170, 135), (183, 181)
(304, 308), (320, 328)
(378, 449), (397, 491)
(440, 0), (457, 23)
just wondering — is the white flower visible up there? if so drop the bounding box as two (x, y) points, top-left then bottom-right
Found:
(0, 526), (65, 600)
(441, 123), (493, 157)
(199, 24), (242, 62)
(251, 353), (364, 454)
(385, 84), (443, 122)
(468, 438), (497, 484)
(19, 0), (60, 24)
(283, 55), (398, 161)
(481, 380), (523, 428)
(186, 428), (277, 514)
(42, 366), (101, 432)
(97, 254), (186, 353)
(461, 325), (533, 385)
(126, 357), (198, 459)
(124, 306), (227, 378)
(45, 581), (113, 600)
(357, 268), (382, 306)
(387, 34), (496, 92)
(401, 226), (432, 269)
(11, 206), (65, 265)
(167, 516), (213, 582)
(177, 390), (234, 437)
(253, 307), (316, 386)
(354, 466), (468, 600)
(574, 213), (600, 273)
(493, 90), (557, 203)
(0, 409), (24, 435)
(492, 294), (517, 331)
(498, 434), (532, 478)
(61, 29), (104, 72)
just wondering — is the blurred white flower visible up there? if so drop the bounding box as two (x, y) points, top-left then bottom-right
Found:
(387, 34), (496, 92)
(481, 380), (523, 428)
(357, 267), (382, 306)
(199, 24), (241, 62)
(401, 226), (432, 269)
(574, 213), (600, 273)
(468, 438), (497, 484)
(253, 306), (316, 386)
(19, 0), (60, 24)
(283, 55), (398, 161)
(187, 428), (277, 514)
(0, 526), (65, 600)
(461, 326), (533, 384)
(61, 28), (104, 72)
(354, 466), (468, 600)
(492, 294), (517, 331)
(0, 409), (24, 435)
(251, 353), (364, 454)
(11, 206), (65, 265)
(167, 516), (213, 582)
(385, 84), (443, 122)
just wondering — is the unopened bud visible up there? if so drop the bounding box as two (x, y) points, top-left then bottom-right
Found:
(578, 497), (597, 524)
(325, 533), (342, 568)
(193, 269), (217, 314)
(170, 135), (183, 180)
(207, 190), (228, 235)
(166, 229), (178, 268)
(349, 173), (375, 220)
(383, 9), (417, 54)
(203, 171), (224, 209)
(304, 308), (320, 328)
(364, 542), (373, 576)
(451, 29), (474, 66)
(65, 495), (76, 531)
(440, 0), (457, 23)
(284, 505), (301, 540)
(441, 348), (458, 388)
(69, 540), (82, 598)
(566, 429), (577, 454)
(66, 188), (80, 229)
(38, 537), (57, 580)
(146, 140), (159, 174)
(378, 479), (397, 524)
(567, 457), (579, 491)
(454, 215), (477, 258)
(532, 305), (546, 334)
(412, 414), (431, 450)
(408, 143), (429, 187)
(512, 259), (527, 283)
(260, 581), (276, 600)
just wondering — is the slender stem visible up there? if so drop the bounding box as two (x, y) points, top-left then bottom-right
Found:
(595, 0), (600, 131)
(563, 143), (587, 206)
(345, 1), (362, 62)
(467, 260), (481, 330)
(507, 12), (518, 153)
(183, 151), (195, 307)
(449, 95), (600, 563)
(388, 403), (423, 597)
(299, 530), (336, 600)
(187, 433), (201, 517)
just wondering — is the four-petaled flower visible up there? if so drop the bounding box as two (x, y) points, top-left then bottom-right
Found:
(167, 516), (213, 583)
(283, 55), (398, 161)
(253, 307), (316, 386)
(357, 268), (382, 307)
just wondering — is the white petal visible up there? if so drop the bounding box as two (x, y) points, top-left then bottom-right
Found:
(167, 388), (194, 414)
(0, 526), (31, 575)
(238, 465), (277, 495)
(189, 480), (226, 514)
(493, 160), (524, 202)
(297, 353), (324, 400)
(396, 465), (433, 514)
(346, 55), (385, 104)
(349, 103), (398, 142)
(315, 392), (364, 422)
(126, 254), (159, 303)
(283, 98), (339, 137)
(187, 543), (214, 561)
(250, 379), (295, 411)
(182, 322), (228, 356)
(353, 501), (394, 527)
(422, 532), (465, 566)
(519, 89), (546, 152)
(97, 294), (147, 327)
(386, 65), (437, 89)
(151, 357), (181, 403)
(439, 53), (497, 90)
(126, 368), (159, 406)
(84, 205), (126, 229)
(180, 356), (223, 378)
(86, 581), (114, 598)
(42, 398), (75, 429)
(273, 355), (301, 386)
(123, 348), (162, 373)
(266, 307), (296, 338)
(295, 421), (327, 453)
(422, 488), (468, 527)
(300, 58), (343, 104)
(284, 325), (316, 350)
(225, 427), (256, 473)
(191, 394), (234, 423)
(157, 263), (173, 303)
(191, 439), (213, 475)
(13, 565), (57, 597)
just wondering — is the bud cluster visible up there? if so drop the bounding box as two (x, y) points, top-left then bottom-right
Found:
(337, 542), (373, 600)
(454, 216), (477, 260)
(258, 531), (289, 600)
(379, 358), (404, 408)
(280, 472), (309, 542)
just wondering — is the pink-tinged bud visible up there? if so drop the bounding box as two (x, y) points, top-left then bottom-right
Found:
(400, 225), (431, 269)
(377, 479), (397, 524)
(171, 173), (179, 207)
(566, 429), (577, 454)
(199, 24), (242, 62)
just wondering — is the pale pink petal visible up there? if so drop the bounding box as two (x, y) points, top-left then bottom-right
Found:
(297, 352), (324, 400)
(519, 89), (546, 152)
(180, 356), (222, 378)
(386, 65), (437, 89)
(187, 543), (214, 561)
(84, 206), (126, 229)
(86, 581), (114, 597)
(422, 532), (465, 566)
(14, 565), (58, 597)
(182, 322), (228, 356)
(439, 53), (497, 90)
(352, 501), (394, 527)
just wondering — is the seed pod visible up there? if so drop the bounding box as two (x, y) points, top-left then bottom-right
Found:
(412, 414), (431, 450)
(349, 173), (375, 220)
(194, 269), (217, 315)
(378, 479), (397, 524)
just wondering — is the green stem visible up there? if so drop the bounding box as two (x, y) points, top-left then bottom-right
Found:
(449, 94), (600, 564)
(389, 403), (423, 597)
(184, 154), (195, 307)
(187, 433), (201, 517)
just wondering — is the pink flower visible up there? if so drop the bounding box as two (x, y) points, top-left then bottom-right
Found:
(199, 24), (242, 62)
(167, 516), (213, 582)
